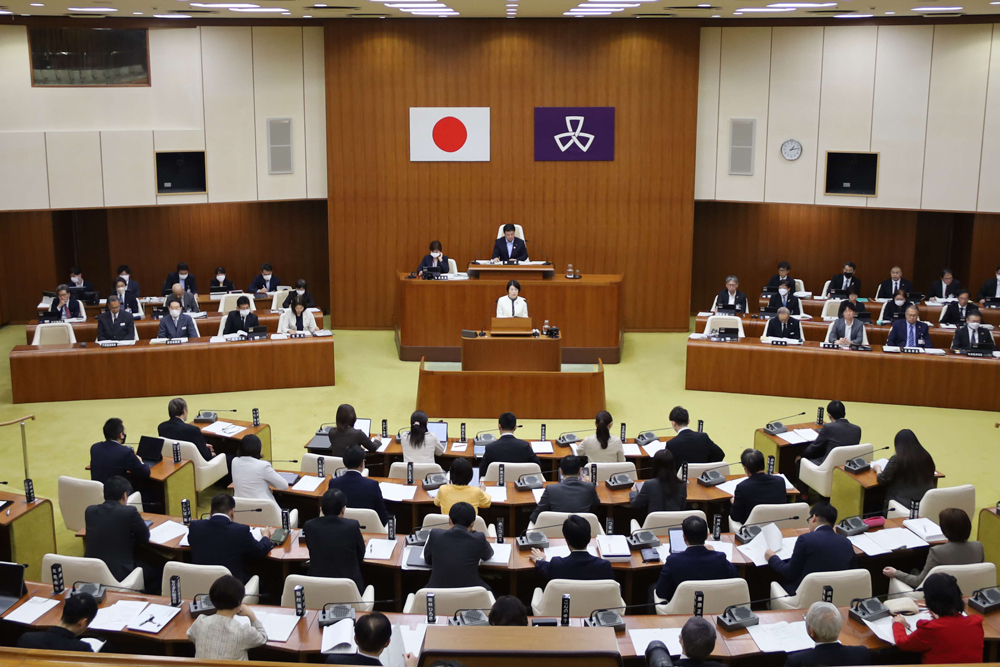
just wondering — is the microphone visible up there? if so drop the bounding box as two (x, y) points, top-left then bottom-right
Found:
(319, 598), (401, 626)
(635, 427), (675, 447)
(847, 586), (926, 624)
(69, 580), (145, 603)
(525, 238), (552, 265)
(606, 466), (653, 491)
(835, 507), (903, 536)
(556, 427), (596, 446)
(314, 421), (337, 436)
(514, 468), (558, 491)
(584, 602), (662, 631)
(646, 640), (673, 667)
(516, 522), (568, 551)
(0, 481), (7, 484)
(763, 412), (806, 436)
(449, 608), (492, 626)
(270, 459), (299, 464)
(627, 521), (685, 550)
(194, 408), (237, 424)
(695, 460), (742, 487)
(734, 516), (801, 544)
(844, 446), (891, 474)
(716, 592), (795, 630)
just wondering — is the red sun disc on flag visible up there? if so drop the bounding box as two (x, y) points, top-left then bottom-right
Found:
(432, 116), (467, 153)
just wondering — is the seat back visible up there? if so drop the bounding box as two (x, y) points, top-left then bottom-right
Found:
(161, 561), (232, 599)
(790, 569), (871, 609)
(388, 462), (444, 480)
(271, 290), (291, 311)
(42, 554), (120, 587)
(533, 579), (625, 617)
(821, 280), (832, 298)
(233, 496), (283, 527)
(343, 508), (386, 533)
(743, 502), (810, 530)
(684, 462), (730, 478)
(447, 258), (458, 275)
(919, 484), (976, 520)
(495, 224), (525, 240)
(531, 512), (604, 537)
(703, 315), (744, 338)
(640, 511), (707, 535)
(590, 462), (637, 483)
(33, 322), (76, 346)
(421, 513), (489, 534)
(794, 279), (805, 293)
(280, 575), (364, 609)
(817, 443), (871, 474)
(217, 317), (227, 337)
(302, 453), (345, 475)
(407, 587), (495, 616)
(57, 476), (104, 531)
(664, 578), (750, 615)
(925, 562), (996, 595)
(879, 301), (889, 322)
(218, 293), (255, 312)
(821, 300), (844, 318)
(75, 301), (87, 319)
(483, 462), (541, 483)
(160, 438), (208, 465)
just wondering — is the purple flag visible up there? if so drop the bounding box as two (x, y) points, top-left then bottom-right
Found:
(534, 107), (615, 161)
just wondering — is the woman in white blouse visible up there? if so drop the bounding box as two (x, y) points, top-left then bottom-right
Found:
(231, 434), (288, 503)
(278, 294), (319, 334)
(400, 410), (445, 463)
(496, 279), (529, 318)
(576, 410), (625, 463)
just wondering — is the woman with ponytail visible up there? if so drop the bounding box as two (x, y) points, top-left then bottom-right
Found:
(577, 410), (625, 463)
(400, 410), (445, 464)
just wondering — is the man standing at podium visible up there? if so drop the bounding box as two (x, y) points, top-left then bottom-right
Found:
(492, 223), (527, 263)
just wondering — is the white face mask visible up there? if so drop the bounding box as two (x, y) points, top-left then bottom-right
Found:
(240, 309), (250, 318)
(71, 276), (82, 285)
(120, 275), (129, 281)
(296, 289), (305, 295)
(778, 288), (788, 296)
(217, 274), (226, 282)
(969, 321), (980, 330)
(169, 309), (182, 319)
(430, 251), (442, 258)
(179, 272), (188, 280)
(117, 287), (126, 295)
(262, 273), (271, 281)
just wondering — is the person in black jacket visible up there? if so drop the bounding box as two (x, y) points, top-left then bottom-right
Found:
(321, 404), (381, 455)
(630, 449), (686, 515)
(783, 601), (871, 666)
(767, 280), (801, 315)
(424, 502), (493, 590)
(283, 279), (317, 309)
(665, 406), (725, 465)
(222, 296), (259, 336)
(529, 515), (613, 582)
(799, 401), (862, 465)
(188, 494), (273, 584)
(766, 502), (857, 595)
(928, 267), (961, 301)
(730, 449), (787, 525)
(492, 224), (528, 262)
(827, 262), (860, 297)
(17, 592), (98, 652)
(952, 312), (997, 351)
(248, 262), (280, 294)
(84, 476), (155, 591)
(940, 290), (980, 326)
(211, 267), (235, 292)
(417, 240), (451, 276)
(714, 275), (747, 313)
(96, 296), (136, 342)
(68, 266), (95, 293)
(327, 446), (389, 526)
(90, 418), (149, 486)
(876, 266), (913, 301)
(654, 516), (737, 601)
(880, 289), (912, 323)
(529, 455), (599, 524)
(157, 397), (215, 461)
(763, 307), (802, 340)
(977, 264), (1000, 305)
(478, 412), (541, 478)
(115, 264), (141, 297)
(110, 277), (142, 315)
(677, 617), (727, 667)
(49, 284), (81, 320)
(162, 262), (198, 297)
(765, 261), (794, 290)
(836, 288), (863, 318)
(303, 489), (366, 592)
(325, 613), (392, 665)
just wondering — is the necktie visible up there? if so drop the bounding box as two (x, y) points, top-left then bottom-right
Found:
(112, 314), (116, 327)
(893, 281), (898, 294)
(907, 324), (915, 347)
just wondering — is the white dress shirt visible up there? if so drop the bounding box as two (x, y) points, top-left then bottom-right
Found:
(231, 456), (288, 503)
(496, 296), (529, 318)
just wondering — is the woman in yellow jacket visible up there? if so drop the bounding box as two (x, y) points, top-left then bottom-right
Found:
(434, 458), (492, 515)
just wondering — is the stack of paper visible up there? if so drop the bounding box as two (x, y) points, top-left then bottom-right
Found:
(450, 442), (468, 453)
(871, 458), (890, 472)
(642, 440), (667, 457)
(258, 611), (301, 643)
(126, 603), (181, 634)
(779, 431), (809, 445)
(849, 533), (891, 557)
(321, 618), (357, 654)
(628, 628), (683, 656)
(705, 539), (735, 562)
(90, 601), (149, 632)
(715, 477), (748, 497)
(425, 489), (439, 498)
(621, 442), (642, 457)
(203, 422), (247, 437)
(868, 527), (929, 552)
(292, 476), (324, 492)
(148, 520), (189, 545)
(736, 524), (795, 566)
(904, 518), (945, 542)
(596, 534), (631, 562)
(791, 428), (819, 442)
(747, 621), (815, 653)
(365, 539), (398, 560)
(3, 597), (59, 624)
(864, 610), (933, 645)
(530, 441), (554, 454)
(532, 488), (545, 503)
(401, 546), (431, 571)
(484, 486), (508, 503)
(483, 543), (512, 566)
(379, 483), (418, 502)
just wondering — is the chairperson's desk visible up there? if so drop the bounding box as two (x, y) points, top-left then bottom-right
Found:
(686, 338), (1000, 411)
(9, 336), (335, 403)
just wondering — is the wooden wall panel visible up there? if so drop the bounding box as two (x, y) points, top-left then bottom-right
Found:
(971, 214), (1000, 290)
(324, 20), (700, 331)
(0, 211), (59, 323)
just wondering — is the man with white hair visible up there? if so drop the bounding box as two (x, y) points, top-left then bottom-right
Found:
(783, 601), (871, 666)
(763, 306), (801, 340)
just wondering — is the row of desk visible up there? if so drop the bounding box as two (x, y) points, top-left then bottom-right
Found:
(756, 296), (1000, 327)
(36, 292), (278, 321)
(25, 313), (284, 345)
(697, 314), (962, 348)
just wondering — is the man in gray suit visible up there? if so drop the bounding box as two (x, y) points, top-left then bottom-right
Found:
(827, 302), (864, 346)
(167, 282), (200, 312)
(800, 401), (862, 465)
(157, 300), (198, 339)
(529, 455), (599, 524)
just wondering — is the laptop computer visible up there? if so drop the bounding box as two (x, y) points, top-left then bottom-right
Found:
(717, 327), (740, 341)
(905, 292), (925, 303)
(761, 286), (779, 295)
(855, 311), (872, 322)
(137, 436), (163, 465)
(248, 325), (268, 341)
(428, 421), (448, 444)
(0, 561), (27, 615)
(209, 286), (229, 294)
(277, 472), (300, 485)
(355, 418), (372, 437)
(38, 312), (61, 323)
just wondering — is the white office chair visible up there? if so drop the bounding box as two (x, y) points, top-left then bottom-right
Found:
(794, 279), (805, 293)
(218, 293), (256, 313)
(159, 438), (227, 491)
(188, 318), (202, 339)
(403, 587), (495, 615)
(43, 554), (145, 592)
(271, 290), (291, 311)
(343, 508), (387, 533)
(447, 258), (458, 275)
(655, 578), (750, 615)
(32, 322), (77, 346)
(495, 224), (525, 240)
(823, 319), (870, 345)
(821, 300), (844, 318)
(421, 512), (495, 538)
(482, 462), (541, 483)
(589, 462), (637, 483)
(531, 579), (625, 617)
(629, 510), (706, 536)
(821, 280), (832, 298)
(878, 301), (891, 323)
(301, 454), (368, 477)
(770, 569), (872, 610)
(798, 444), (872, 498)
(703, 315), (745, 338)
(280, 575), (374, 611)
(685, 462), (731, 479)
(529, 512), (604, 537)
(161, 562), (259, 604)
(129, 300), (145, 320)
(233, 496), (298, 529)
(75, 301), (87, 320)
(728, 502), (810, 534)
(388, 462), (444, 480)
(57, 476), (141, 532)
(888, 484), (976, 521)
(887, 562), (996, 600)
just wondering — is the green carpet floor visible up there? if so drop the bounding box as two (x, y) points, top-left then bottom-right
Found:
(1, 320), (996, 556)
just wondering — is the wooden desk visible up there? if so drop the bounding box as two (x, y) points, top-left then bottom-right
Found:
(417, 358), (606, 419)
(0, 491), (56, 582)
(198, 420), (272, 461)
(978, 507), (1000, 572)
(753, 423), (822, 486)
(147, 460), (197, 518)
(831, 465), (944, 520)
(39, 292), (276, 321)
(395, 273), (623, 364)
(686, 339), (1000, 412)
(755, 296), (1000, 327)
(420, 625), (621, 667)
(10, 337), (335, 403)
(697, 314), (958, 348)
(465, 264), (557, 281)
(25, 313), (283, 345)
(461, 334), (562, 372)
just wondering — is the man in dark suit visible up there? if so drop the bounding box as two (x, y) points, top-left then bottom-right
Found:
(222, 296), (260, 336)
(69, 266), (94, 292)
(303, 489), (366, 592)
(249, 262), (280, 294)
(529, 455), (599, 524)
(90, 418), (149, 485)
(677, 617), (727, 667)
(157, 301), (198, 339)
(767, 281), (801, 315)
(714, 275), (747, 313)
(784, 601), (871, 667)
(326, 613), (392, 665)
(96, 296), (136, 342)
(941, 290), (979, 326)
(116, 265), (141, 297)
(827, 262), (860, 296)
(424, 502), (493, 590)
(16, 592), (98, 652)
(766, 502), (857, 595)
(84, 476), (157, 592)
(479, 412), (541, 478)
(800, 401), (862, 465)
(110, 277), (142, 315)
(162, 262), (198, 296)
(886, 305), (932, 348)
(763, 307), (802, 340)
(765, 261), (794, 290)
(928, 268), (961, 301)
(876, 266), (913, 301)
(654, 516), (736, 602)
(327, 446), (389, 526)
(730, 449), (787, 526)
(665, 406), (724, 465)
(188, 493), (273, 584)
(49, 285), (81, 320)
(529, 515), (613, 582)
(157, 397), (215, 461)
(977, 265), (1000, 306)
(491, 223), (528, 262)
(951, 313), (997, 351)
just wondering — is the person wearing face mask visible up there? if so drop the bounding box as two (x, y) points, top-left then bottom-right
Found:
(68, 266), (94, 292)
(767, 280), (801, 315)
(765, 261), (794, 290)
(158, 297), (198, 339)
(886, 304), (932, 348)
(418, 240), (451, 276)
(278, 294), (319, 334)
(827, 262), (860, 297)
(951, 312), (996, 352)
(763, 306), (801, 340)
(836, 287), (862, 317)
(495, 279), (529, 318)
(928, 268), (961, 302)
(492, 223), (528, 263)
(89, 417), (150, 485)
(880, 288), (911, 323)
(941, 290), (979, 326)
(97, 295), (136, 342)
(876, 266), (913, 300)
(168, 283), (200, 313)
(115, 264), (141, 297)
(828, 302), (864, 346)
(210, 267), (235, 292)
(282, 279), (316, 309)
(976, 264), (1000, 307)
(249, 262), (280, 294)
(162, 262), (198, 297)
(223, 296), (259, 335)
(713, 275), (747, 313)
(49, 285), (82, 320)
(110, 277), (141, 315)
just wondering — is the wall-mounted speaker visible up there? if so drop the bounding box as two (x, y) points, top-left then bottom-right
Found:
(728, 119), (755, 176)
(825, 151), (879, 197)
(155, 151), (206, 195)
(267, 118), (293, 175)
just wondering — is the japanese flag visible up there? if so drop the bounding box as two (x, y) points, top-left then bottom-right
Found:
(409, 107), (490, 162)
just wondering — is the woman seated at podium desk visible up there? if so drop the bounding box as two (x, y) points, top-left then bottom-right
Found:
(496, 279), (529, 318)
(417, 240), (450, 276)
(278, 295), (319, 334)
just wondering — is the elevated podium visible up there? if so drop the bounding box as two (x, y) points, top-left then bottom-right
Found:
(466, 263), (556, 281)
(462, 322), (561, 372)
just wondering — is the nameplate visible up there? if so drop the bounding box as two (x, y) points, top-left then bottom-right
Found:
(820, 343), (838, 349)
(100, 342), (118, 348)
(770, 340), (787, 346)
(166, 338), (183, 345)
(967, 351), (991, 358)
(902, 347), (924, 354)
(289, 333), (308, 339)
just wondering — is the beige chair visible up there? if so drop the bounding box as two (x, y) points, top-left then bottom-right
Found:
(300, 454), (368, 477)
(821, 300), (845, 318)
(589, 462), (637, 483)
(218, 293), (256, 313)
(823, 319), (870, 345)
(794, 279), (805, 293)
(685, 462), (731, 479)
(447, 258), (458, 274)
(233, 496), (298, 529)
(529, 512), (604, 537)
(887, 562), (996, 600)
(821, 280), (832, 298)
(421, 512), (495, 538)
(798, 443), (872, 498)
(57, 476), (141, 532)
(32, 322), (77, 346)
(482, 461), (541, 483)
(130, 300), (145, 320)
(161, 561), (259, 604)
(729, 502), (810, 534)
(770, 569), (872, 610)
(655, 578), (750, 615)
(531, 579), (625, 617)
(888, 484), (975, 521)
(495, 224), (525, 240)
(42, 553), (144, 592)
(280, 575), (374, 611)
(344, 507), (386, 533)
(159, 438), (227, 491)
(629, 510), (706, 536)
(271, 289), (291, 311)
(388, 462), (444, 480)
(403, 587), (495, 615)
(703, 315), (745, 338)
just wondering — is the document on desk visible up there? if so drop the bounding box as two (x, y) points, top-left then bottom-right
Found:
(715, 476), (748, 497)
(705, 539), (735, 562)
(621, 442), (642, 457)
(903, 518), (945, 542)
(450, 442), (468, 453)
(642, 440), (667, 457)
(532, 488), (545, 503)
(365, 538), (398, 560)
(257, 610), (301, 643)
(869, 527), (928, 552)
(250, 527), (264, 541)
(3, 597), (59, 624)
(321, 618), (357, 654)
(747, 621), (815, 653)
(127, 603), (180, 634)
(779, 431), (807, 445)
(484, 486), (507, 502)
(202, 421), (247, 437)
(81, 638), (106, 652)
(379, 483), (418, 502)
(531, 441), (554, 454)
(401, 545), (431, 571)
(425, 489), (439, 498)
(90, 600), (149, 632)
(736, 523), (785, 566)
(628, 628), (683, 657)
(376, 439), (391, 453)
(148, 520), (189, 545)
(864, 610), (933, 645)
(776, 474), (797, 490)
(292, 475), (323, 492)
(483, 543), (512, 566)
(849, 533), (891, 557)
